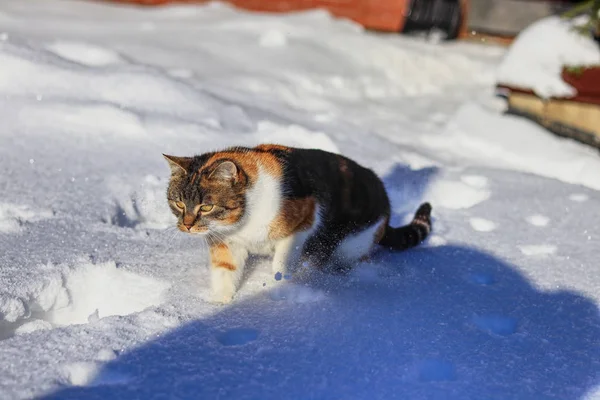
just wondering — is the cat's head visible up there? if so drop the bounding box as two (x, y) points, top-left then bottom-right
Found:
(163, 154), (248, 236)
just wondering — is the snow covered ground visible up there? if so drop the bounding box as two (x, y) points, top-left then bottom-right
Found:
(0, 1), (599, 399)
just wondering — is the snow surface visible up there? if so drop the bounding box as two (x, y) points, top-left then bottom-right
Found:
(496, 16), (600, 98)
(0, 1), (599, 399)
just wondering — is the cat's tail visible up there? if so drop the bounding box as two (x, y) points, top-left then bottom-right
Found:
(378, 202), (432, 251)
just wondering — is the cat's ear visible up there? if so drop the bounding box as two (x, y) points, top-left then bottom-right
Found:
(209, 160), (238, 183)
(163, 154), (192, 174)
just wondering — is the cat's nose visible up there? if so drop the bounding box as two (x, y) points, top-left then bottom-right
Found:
(182, 214), (196, 229)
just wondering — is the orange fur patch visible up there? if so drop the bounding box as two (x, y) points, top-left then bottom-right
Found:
(203, 147), (284, 181)
(210, 242), (236, 271)
(269, 196), (316, 240)
(190, 171), (199, 185)
(221, 208), (244, 225)
(255, 144), (291, 152)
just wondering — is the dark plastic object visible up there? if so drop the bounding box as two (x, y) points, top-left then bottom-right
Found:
(402, 0), (463, 39)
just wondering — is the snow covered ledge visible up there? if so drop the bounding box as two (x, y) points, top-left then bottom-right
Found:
(496, 15), (600, 149)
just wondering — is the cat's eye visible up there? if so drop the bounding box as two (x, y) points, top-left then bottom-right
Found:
(175, 201), (185, 210)
(200, 204), (214, 213)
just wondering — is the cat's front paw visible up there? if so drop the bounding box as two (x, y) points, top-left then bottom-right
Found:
(210, 268), (238, 304)
(210, 291), (234, 304)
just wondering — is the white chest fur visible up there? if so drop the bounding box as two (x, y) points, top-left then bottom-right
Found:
(229, 165), (281, 253)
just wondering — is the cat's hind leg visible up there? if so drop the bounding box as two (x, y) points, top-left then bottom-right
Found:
(331, 219), (387, 269)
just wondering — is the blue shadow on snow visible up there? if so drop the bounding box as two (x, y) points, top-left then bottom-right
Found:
(42, 248), (600, 400)
(42, 164), (600, 400)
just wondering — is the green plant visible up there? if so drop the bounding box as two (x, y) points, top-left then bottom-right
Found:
(564, 65), (586, 76)
(562, 0), (600, 37)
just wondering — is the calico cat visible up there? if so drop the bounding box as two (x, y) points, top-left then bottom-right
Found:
(164, 144), (432, 303)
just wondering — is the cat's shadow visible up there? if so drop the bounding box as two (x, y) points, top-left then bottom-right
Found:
(42, 243), (600, 400)
(40, 164), (600, 399)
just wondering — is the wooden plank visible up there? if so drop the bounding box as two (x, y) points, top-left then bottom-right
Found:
(506, 92), (600, 150)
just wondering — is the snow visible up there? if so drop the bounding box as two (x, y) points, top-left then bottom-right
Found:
(526, 214), (551, 227)
(0, 1), (598, 399)
(468, 217), (497, 232)
(496, 16), (600, 98)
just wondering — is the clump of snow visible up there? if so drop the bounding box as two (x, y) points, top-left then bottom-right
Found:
(0, 203), (53, 233)
(570, 193), (589, 202)
(519, 244), (558, 257)
(60, 362), (101, 387)
(259, 29), (288, 48)
(95, 348), (118, 362)
(45, 41), (124, 66)
(106, 175), (174, 229)
(48, 261), (170, 326)
(460, 174), (489, 189)
(426, 235), (447, 247)
(469, 217), (497, 232)
(424, 179), (490, 210)
(526, 214), (550, 227)
(496, 16), (600, 98)
(14, 320), (52, 335)
(0, 260), (169, 336)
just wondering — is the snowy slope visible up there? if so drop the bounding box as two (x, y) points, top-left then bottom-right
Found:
(0, 1), (598, 399)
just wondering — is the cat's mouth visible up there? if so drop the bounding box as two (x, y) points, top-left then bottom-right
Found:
(177, 224), (208, 235)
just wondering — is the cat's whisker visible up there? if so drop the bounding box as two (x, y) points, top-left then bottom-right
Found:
(206, 232), (216, 247)
(208, 230), (228, 244)
(163, 228), (182, 251)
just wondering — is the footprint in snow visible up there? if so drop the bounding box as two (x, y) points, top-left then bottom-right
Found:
(472, 314), (518, 337)
(268, 283), (326, 304)
(467, 271), (496, 286)
(217, 328), (259, 346)
(418, 359), (456, 382)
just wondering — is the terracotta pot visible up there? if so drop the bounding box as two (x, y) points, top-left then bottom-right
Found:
(562, 66), (600, 103)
